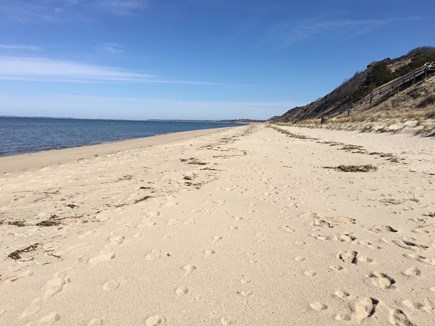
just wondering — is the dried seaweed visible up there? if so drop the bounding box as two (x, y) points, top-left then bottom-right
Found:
(324, 164), (378, 172)
(8, 243), (40, 260)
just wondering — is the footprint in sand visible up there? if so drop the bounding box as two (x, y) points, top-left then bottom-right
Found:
(334, 232), (356, 242)
(145, 211), (160, 219)
(402, 266), (421, 278)
(184, 218), (196, 225)
(309, 302), (328, 311)
(25, 312), (60, 326)
(310, 233), (330, 241)
(403, 253), (435, 266)
(330, 265), (346, 272)
(372, 225), (398, 233)
(43, 273), (68, 300)
(303, 270), (317, 277)
(237, 290), (253, 297)
(334, 216), (356, 224)
(145, 250), (162, 261)
(328, 216), (356, 224)
(143, 221), (157, 227)
(402, 298), (434, 312)
(357, 240), (375, 249)
(299, 211), (320, 219)
(311, 219), (333, 228)
(411, 227), (430, 235)
(144, 315), (167, 326)
(212, 236), (223, 245)
(175, 287), (190, 296)
(107, 236), (125, 245)
(88, 319), (104, 326)
(214, 200), (226, 206)
(333, 290), (350, 300)
(89, 247), (116, 266)
(367, 272), (396, 289)
(338, 251), (358, 264)
(311, 216), (355, 229)
(420, 298), (434, 313)
(280, 225), (295, 233)
(181, 264), (196, 278)
(20, 297), (42, 319)
(389, 309), (414, 326)
(203, 249), (216, 258)
(335, 314), (351, 321)
(358, 256), (374, 263)
(353, 297), (378, 323)
(103, 280), (120, 291)
(393, 239), (429, 251)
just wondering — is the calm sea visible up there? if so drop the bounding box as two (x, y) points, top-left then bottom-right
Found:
(0, 117), (241, 156)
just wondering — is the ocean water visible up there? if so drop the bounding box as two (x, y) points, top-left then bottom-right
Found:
(0, 117), (241, 156)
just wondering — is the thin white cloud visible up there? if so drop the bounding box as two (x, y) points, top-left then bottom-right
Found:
(278, 17), (421, 45)
(95, 0), (148, 14)
(100, 43), (125, 54)
(0, 56), (234, 86)
(0, 44), (42, 52)
(0, 0), (148, 21)
(0, 57), (153, 82)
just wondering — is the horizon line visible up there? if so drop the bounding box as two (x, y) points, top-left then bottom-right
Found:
(0, 114), (266, 122)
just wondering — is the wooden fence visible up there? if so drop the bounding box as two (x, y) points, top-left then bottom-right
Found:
(324, 62), (435, 119)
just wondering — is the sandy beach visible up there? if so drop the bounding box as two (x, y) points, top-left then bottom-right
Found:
(0, 124), (434, 325)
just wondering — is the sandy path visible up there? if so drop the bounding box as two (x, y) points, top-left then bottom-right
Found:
(0, 124), (434, 325)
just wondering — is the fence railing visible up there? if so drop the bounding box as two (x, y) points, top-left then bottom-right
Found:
(368, 61), (435, 98)
(325, 62), (435, 119)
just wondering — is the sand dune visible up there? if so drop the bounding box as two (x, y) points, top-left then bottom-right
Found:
(0, 124), (434, 325)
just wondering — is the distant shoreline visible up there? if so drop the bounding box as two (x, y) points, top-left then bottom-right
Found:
(0, 115), (265, 123)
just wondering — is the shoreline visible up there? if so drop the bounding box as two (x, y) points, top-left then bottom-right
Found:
(0, 126), (239, 175)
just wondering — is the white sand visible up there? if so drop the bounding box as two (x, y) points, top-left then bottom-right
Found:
(0, 124), (434, 325)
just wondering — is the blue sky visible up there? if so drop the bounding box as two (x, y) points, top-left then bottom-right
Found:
(0, 0), (434, 120)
